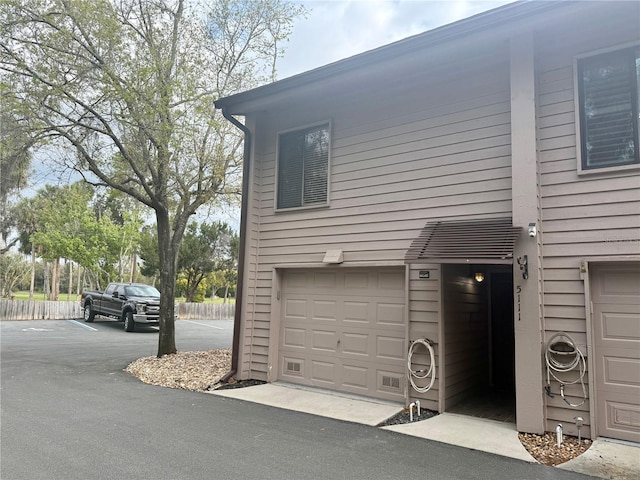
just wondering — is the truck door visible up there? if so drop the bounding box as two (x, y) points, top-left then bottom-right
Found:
(104, 284), (122, 317)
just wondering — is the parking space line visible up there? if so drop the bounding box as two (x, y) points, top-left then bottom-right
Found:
(182, 320), (224, 330)
(67, 320), (98, 331)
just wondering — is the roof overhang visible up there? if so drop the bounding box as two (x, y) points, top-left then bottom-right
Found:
(405, 217), (522, 265)
(214, 1), (575, 115)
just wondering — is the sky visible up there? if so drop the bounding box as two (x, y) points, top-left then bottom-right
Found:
(276, 0), (515, 79)
(27, 0), (516, 226)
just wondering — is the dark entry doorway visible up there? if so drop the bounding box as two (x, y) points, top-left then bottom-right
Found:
(443, 264), (516, 423)
(490, 271), (515, 393)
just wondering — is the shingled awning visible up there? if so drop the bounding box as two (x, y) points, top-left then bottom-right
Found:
(405, 217), (522, 264)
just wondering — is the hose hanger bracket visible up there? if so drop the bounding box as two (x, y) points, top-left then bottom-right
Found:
(544, 332), (588, 408)
(407, 338), (437, 394)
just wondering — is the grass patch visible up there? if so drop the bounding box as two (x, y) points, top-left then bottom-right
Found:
(9, 292), (49, 301)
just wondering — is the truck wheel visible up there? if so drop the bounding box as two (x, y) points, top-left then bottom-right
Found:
(124, 311), (135, 332)
(83, 303), (95, 323)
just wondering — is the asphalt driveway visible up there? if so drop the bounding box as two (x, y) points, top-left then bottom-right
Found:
(1, 319), (595, 480)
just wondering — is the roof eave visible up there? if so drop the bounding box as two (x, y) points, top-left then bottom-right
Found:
(214, 0), (570, 113)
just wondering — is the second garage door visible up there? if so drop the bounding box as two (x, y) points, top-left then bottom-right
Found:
(279, 267), (406, 402)
(591, 264), (640, 443)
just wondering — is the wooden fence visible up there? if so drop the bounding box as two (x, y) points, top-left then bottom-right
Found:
(0, 300), (82, 320)
(0, 300), (235, 321)
(176, 302), (235, 320)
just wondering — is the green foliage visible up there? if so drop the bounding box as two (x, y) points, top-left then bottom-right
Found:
(13, 182), (145, 287)
(0, 252), (29, 297)
(0, 99), (33, 248)
(0, 0), (305, 355)
(176, 275), (207, 303)
(28, 183), (104, 263)
(138, 225), (160, 279)
(178, 221), (237, 302)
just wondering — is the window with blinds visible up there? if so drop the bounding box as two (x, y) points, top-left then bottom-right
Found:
(277, 124), (329, 209)
(578, 46), (640, 170)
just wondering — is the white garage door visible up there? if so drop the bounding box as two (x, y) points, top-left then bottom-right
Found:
(591, 264), (640, 443)
(279, 267), (406, 402)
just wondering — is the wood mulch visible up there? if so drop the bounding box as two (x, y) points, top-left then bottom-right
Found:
(125, 349), (232, 391)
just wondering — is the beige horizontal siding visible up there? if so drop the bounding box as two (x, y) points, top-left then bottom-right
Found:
(407, 264), (441, 407)
(240, 51), (514, 389)
(535, 9), (640, 433)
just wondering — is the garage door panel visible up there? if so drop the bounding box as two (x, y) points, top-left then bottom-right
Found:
(341, 332), (368, 356)
(282, 356), (304, 377)
(344, 271), (370, 289)
(592, 264), (640, 443)
(342, 365), (369, 389)
(601, 355), (640, 389)
(377, 335), (405, 360)
(378, 270), (405, 291)
(313, 271), (338, 289)
(283, 327), (306, 348)
(284, 298), (307, 318)
(343, 301), (369, 323)
(595, 307), (640, 343)
(604, 398), (640, 433)
(284, 271), (309, 289)
(312, 329), (337, 352)
(593, 269), (640, 303)
(377, 369), (404, 397)
(378, 303), (405, 325)
(311, 360), (337, 384)
(311, 299), (338, 321)
(280, 267), (406, 402)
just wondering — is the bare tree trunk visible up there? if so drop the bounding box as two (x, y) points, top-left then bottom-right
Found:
(29, 244), (35, 300)
(156, 209), (177, 356)
(67, 260), (73, 301)
(43, 262), (50, 300)
(130, 253), (137, 283)
(76, 264), (82, 298)
(51, 258), (60, 301)
(223, 285), (229, 304)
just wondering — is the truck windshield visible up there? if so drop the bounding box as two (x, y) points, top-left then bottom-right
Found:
(125, 285), (160, 298)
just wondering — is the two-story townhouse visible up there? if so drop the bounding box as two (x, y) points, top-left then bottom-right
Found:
(215, 0), (640, 442)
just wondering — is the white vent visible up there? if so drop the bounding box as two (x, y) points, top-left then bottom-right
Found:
(286, 361), (301, 374)
(382, 375), (400, 390)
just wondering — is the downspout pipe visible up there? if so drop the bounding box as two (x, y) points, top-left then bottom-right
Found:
(219, 107), (251, 383)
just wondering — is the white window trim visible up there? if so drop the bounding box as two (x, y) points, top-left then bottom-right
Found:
(574, 42), (640, 176)
(274, 120), (332, 212)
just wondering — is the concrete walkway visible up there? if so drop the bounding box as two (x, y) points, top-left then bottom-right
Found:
(209, 382), (640, 480)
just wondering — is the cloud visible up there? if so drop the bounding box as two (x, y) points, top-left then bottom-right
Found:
(277, 0), (514, 79)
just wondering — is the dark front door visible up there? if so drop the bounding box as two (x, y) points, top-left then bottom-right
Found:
(491, 271), (515, 393)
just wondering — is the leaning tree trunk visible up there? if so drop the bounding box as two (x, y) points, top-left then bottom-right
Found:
(156, 209), (177, 357)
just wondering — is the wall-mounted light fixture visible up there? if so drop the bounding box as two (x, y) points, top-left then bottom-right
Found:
(474, 272), (485, 283)
(528, 222), (537, 238)
(517, 255), (529, 279)
(323, 249), (343, 264)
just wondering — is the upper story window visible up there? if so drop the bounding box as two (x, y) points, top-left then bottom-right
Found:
(277, 123), (329, 210)
(578, 45), (640, 171)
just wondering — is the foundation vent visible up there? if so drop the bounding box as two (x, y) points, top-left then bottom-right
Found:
(382, 375), (400, 390)
(286, 361), (301, 374)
